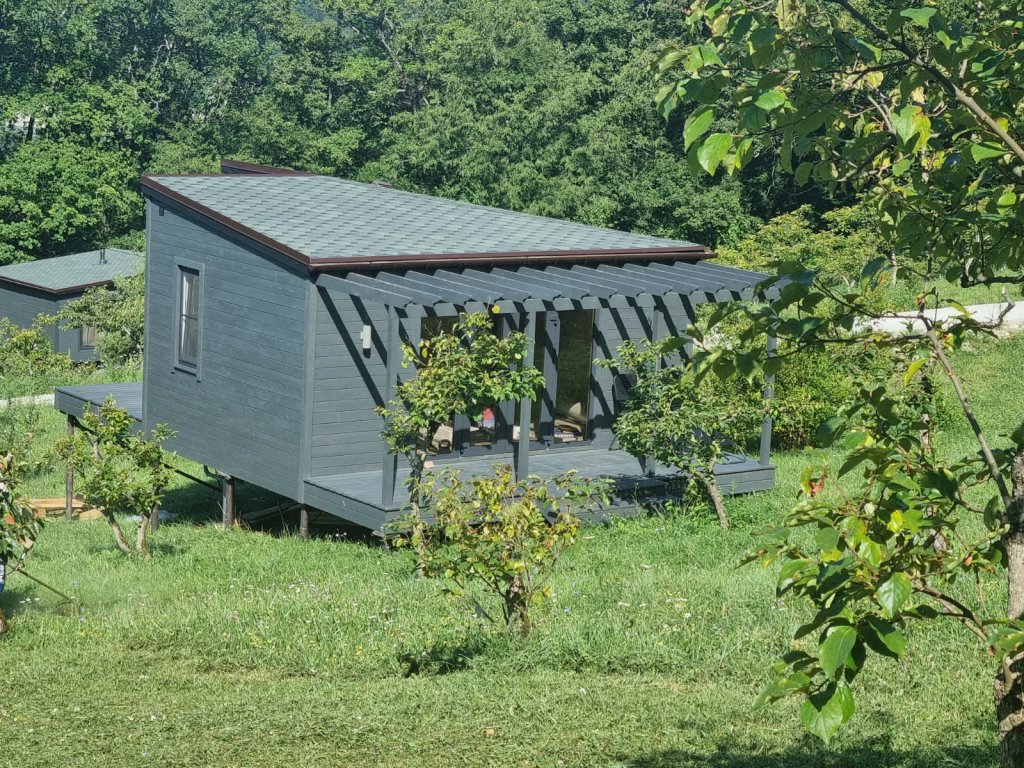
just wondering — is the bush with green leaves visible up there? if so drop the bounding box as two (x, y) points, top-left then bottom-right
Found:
(604, 338), (756, 527)
(59, 399), (174, 559)
(378, 312), (544, 518)
(0, 453), (43, 635)
(718, 204), (886, 291)
(397, 464), (609, 636)
(0, 318), (77, 392)
(52, 271), (145, 367)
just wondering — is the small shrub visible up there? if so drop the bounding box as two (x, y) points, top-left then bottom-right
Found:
(397, 465), (609, 637)
(58, 399), (174, 559)
(604, 339), (755, 527)
(0, 453), (43, 635)
(0, 400), (48, 474)
(0, 318), (77, 392)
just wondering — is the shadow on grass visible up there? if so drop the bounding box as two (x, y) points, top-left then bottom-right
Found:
(618, 735), (996, 768)
(158, 480), (381, 543)
(399, 634), (493, 677)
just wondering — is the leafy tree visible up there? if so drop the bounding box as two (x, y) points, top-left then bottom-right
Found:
(399, 464), (609, 636)
(0, 453), (43, 635)
(0, 140), (141, 262)
(378, 312), (544, 524)
(52, 271), (145, 366)
(59, 400), (174, 559)
(0, 317), (75, 384)
(603, 338), (752, 528)
(656, 0), (1024, 761)
(718, 204), (885, 290)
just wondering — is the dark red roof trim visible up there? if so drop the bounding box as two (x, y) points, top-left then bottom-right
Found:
(219, 159), (314, 176)
(141, 176), (715, 273)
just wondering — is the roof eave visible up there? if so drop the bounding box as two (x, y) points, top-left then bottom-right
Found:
(0, 274), (117, 296)
(310, 246), (715, 272)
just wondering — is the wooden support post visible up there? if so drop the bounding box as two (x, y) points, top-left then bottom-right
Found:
(298, 507), (310, 540)
(760, 335), (777, 466)
(496, 315), (517, 452)
(65, 416), (76, 521)
(382, 307), (401, 508)
(515, 312), (537, 481)
(221, 474), (235, 528)
(539, 312), (559, 445)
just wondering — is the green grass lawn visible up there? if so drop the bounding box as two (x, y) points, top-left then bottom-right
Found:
(3, 336), (1023, 767)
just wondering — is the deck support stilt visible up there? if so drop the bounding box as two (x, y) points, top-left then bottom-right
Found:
(221, 474), (236, 527)
(65, 416), (76, 521)
(298, 507), (310, 539)
(760, 335), (777, 466)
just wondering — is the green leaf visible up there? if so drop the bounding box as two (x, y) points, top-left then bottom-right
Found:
(876, 572), (912, 616)
(900, 7), (937, 28)
(819, 625), (857, 678)
(684, 107), (715, 151)
(863, 616), (906, 659)
(815, 526), (840, 553)
(754, 89), (787, 111)
(696, 133), (733, 174)
(904, 357), (928, 385)
(817, 416), (845, 447)
(800, 682), (855, 743)
(972, 142), (1006, 161)
(892, 106), (930, 150)
(795, 161), (814, 185)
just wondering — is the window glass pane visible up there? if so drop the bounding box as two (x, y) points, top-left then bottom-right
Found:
(178, 268), (201, 368)
(80, 325), (99, 348)
(180, 317), (199, 364)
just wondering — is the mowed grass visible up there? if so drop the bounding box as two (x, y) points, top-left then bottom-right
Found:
(2, 336), (1023, 767)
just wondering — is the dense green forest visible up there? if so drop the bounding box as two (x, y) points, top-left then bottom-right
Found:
(0, 0), (817, 264)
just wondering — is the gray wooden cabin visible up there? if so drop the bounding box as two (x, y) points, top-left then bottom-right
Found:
(63, 162), (774, 531)
(0, 249), (143, 361)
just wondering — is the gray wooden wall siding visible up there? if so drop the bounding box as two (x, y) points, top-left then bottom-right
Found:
(0, 284), (104, 362)
(143, 201), (309, 499)
(0, 283), (59, 348)
(310, 288), (393, 476)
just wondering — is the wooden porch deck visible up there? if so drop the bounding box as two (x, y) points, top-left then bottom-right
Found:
(304, 447), (776, 529)
(54, 382), (143, 422)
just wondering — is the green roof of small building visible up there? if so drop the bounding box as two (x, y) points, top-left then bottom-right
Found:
(0, 249), (143, 294)
(144, 174), (706, 267)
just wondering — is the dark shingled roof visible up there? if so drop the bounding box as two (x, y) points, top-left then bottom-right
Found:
(0, 249), (143, 294)
(143, 174), (708, 268)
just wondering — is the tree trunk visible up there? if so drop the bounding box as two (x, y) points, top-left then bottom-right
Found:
(135, 512), (151, 560)
(505, 582), (531, 637)
(0, 607), (7, 636)
(695, 472), (729, 529)
(997, 446), (1024, 766)
(105, 512), (133, 556)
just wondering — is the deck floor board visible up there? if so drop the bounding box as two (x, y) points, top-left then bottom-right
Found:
(54, 382), (143, 422)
